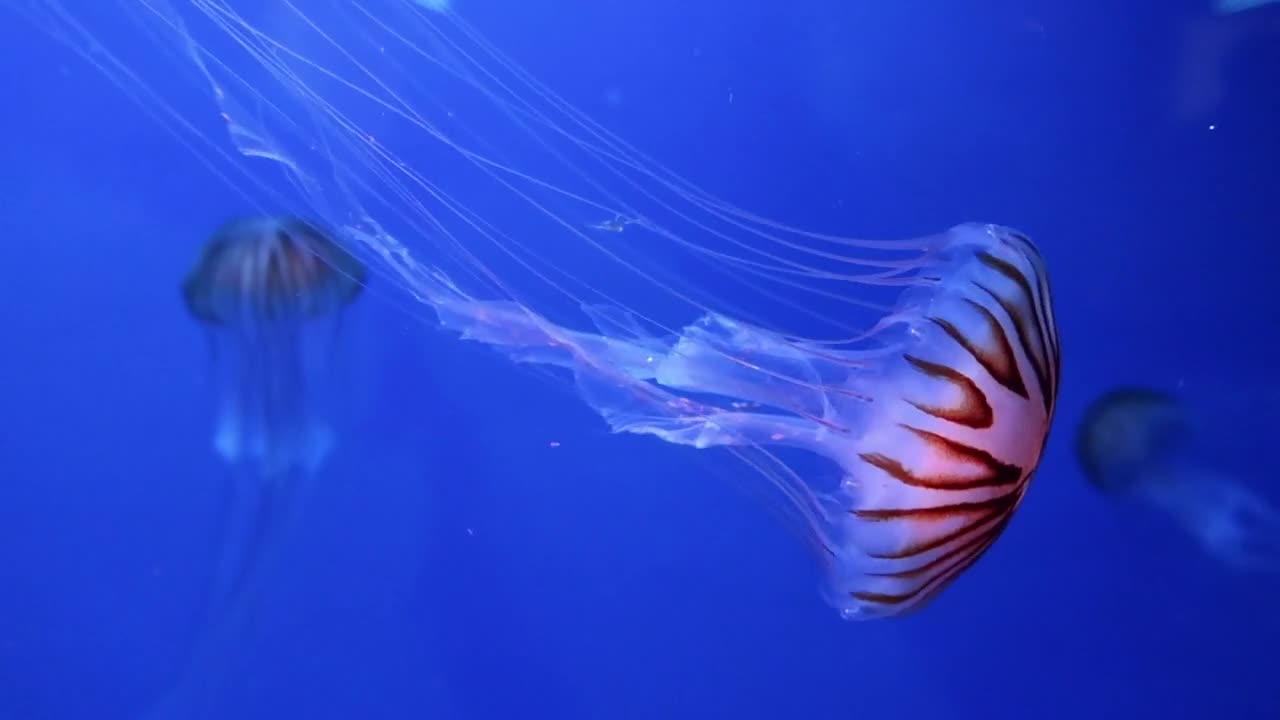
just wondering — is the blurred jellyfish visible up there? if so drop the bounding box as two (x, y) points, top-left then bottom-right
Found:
(1076, 387), (1280, 571)
(20, 1), (1059, 619)
(154, 215), (365, 718)
(182, 215), (366, 477)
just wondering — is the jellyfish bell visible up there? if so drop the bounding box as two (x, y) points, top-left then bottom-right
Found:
(182, 215), (367, 477)
(1075, 388), (1194, 495)
(1076, 386), (1280, 572)
(182, 216), (366, 329)
(22, 1), (1061, 619)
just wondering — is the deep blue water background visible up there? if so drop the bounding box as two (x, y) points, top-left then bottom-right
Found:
(1, 0), (1278, 718)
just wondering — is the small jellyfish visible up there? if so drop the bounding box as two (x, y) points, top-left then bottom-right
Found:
(151, 215), (366, 718)
(182, 215), (367, 477)
(1076, 387), (1280, 571)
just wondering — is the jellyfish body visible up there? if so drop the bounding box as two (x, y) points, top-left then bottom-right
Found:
(1076, 388), (1280, 571)
(182, 215), (366, 477)
(428, 222), (1059, 618)
(23, 2), (1059, 618)
(180, 212), (367, 644)
(153, 215), (366, 718)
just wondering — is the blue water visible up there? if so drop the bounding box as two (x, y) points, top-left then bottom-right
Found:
(1, 0), (1277, 718)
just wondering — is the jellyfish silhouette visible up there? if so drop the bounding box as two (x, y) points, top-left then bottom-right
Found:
(1076, 387), (1280, 571)
(22, 1), (1060, 620)
(151, 215), (366, 718)
(182, 215), (367, 477)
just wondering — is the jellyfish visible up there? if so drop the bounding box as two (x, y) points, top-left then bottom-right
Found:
(1076, 387), (1280, 571)
(182, 215), (366, 478)
(20, 0), (1059, 619)
(181, 213), (366, 608)
(158, 215), (366, 718)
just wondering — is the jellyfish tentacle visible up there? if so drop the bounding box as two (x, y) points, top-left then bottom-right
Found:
(1198, 478), (1280, 572)
(145, 468), (310, 720)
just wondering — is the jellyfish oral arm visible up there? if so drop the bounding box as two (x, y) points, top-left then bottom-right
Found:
(1136, 467), (1280, 571)
(435, 296), (833, 451)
